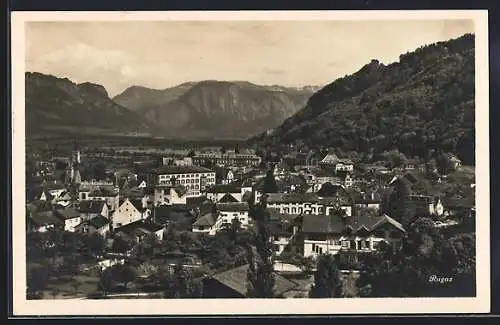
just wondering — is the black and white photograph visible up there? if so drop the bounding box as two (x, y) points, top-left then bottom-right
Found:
(11, 10), (490, 315)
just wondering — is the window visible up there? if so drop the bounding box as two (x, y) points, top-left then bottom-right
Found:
(342, 241), (349, 249)
(365, 240), (371, 249)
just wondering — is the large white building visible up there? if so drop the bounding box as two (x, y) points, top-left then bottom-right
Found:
(266, 193), (353, 217)
(301, 212), (405, 258)
(154, 166), (216, 197)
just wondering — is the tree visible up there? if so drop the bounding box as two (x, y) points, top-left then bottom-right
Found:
(234, 144), (240, 154)
(388, 178), (416, 226)
(115, 264), (138, 290)
(71, 281), (82, 297)
(92, 163), (107, 181)
(98, 268), (113, 297)
(164, 263), (203, 298)
(27, 263), (49, 295)
(111, 236), (130, 255)
(262, 169), (278, 193)
(309, 254), (343, 298)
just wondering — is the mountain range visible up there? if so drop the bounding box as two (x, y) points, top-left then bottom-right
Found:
(25, 73), (317, 139)
(251, 33), (475, 164)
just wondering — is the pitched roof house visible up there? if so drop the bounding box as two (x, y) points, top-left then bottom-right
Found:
(202, 264), (298, 298)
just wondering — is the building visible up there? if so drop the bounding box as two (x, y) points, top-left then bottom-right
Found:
(301, 210), (405, 258)
(86, 187), (120, 211)
(54, 205), (82, 232)
(266, 193), (353, 217)
(153, 184), (189, 206)
(409, 195), (444, 217)
(319, 152), (354, 172)
(192, 152), (262, 167)
(202, 264), (298, 298)
(74, 215), (110, 238)
(77, 200), (109, 221)
(154, 166), (216, 197)
(268, 210), (302, 255)
(353, 192), (382, 211)
(27, 210), (63, 233)
(192, 212), (217, 234)
(111, 198), (151, 230)
(205, 184), (253, 203)
(336, 170), (354, 188)
(114, 220), (166, 243)
(213, 202), (251, 232)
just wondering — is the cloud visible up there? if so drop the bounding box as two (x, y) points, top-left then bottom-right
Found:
(26, 42), (136, 95)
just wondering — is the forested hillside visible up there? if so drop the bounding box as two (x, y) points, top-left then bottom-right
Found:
(251, 34), (475, 165)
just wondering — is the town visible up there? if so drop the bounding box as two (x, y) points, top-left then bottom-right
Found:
(25, 138), (476, 299)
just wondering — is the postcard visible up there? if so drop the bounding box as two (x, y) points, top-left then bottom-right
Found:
(11, 10), (490, 316)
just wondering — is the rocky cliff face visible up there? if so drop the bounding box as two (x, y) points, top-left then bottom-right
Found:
(25, 72), (153, 137)
(114, 80), (315, 139)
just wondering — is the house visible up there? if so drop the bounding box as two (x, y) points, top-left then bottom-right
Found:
(114, 220), (166, 243)
(54, 205), (82, 232)
(353, 192), (382, 211)
(268, 210), (301, 255)
(153, 184), (189, 206)
(447, 154), (462, 170)
(192, 152), (262, 167)
(27, 210), (63, 233)
(78, 200), (109, 221)
(336, 170), (354, 188)
(110, 198), (151, 230)
(335, 159), (354, 173)
(86, 186), (120, 211)
(205, 184), (252, 203)
(409, 195), (444, 217)
(266, 192), (353, 217)
(154, 165), (216, 197)
(319, 152), (340, 166)
(215, 166), (235, 185)
(301, 210), (405, 258)
(74, 215), (110, 238)
(192, 212), (217, 234)
(213, 202), (251, 233)
(202, 264), (298, 298)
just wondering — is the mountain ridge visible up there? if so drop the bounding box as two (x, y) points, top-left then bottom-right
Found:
(250, 33), (475, 165)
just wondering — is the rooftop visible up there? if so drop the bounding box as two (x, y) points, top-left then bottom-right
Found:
(216, 202), (249, 212)
(193, 212), (216, 227)
(78, 200), (106, 213)
(154, 166), (214, 175)
(206, 184), (242, 194)
(210, 264), (298, 297)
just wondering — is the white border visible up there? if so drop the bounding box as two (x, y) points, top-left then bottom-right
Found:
(11, 10), (490, 316)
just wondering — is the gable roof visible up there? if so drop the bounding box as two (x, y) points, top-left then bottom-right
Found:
(266, 192), (319, 204)
(129, 199), (148, 212)
(89, 187), (118, 197)
(115, 220), (164, 236)
(78, 200), (106, 213)
(321, 153), (339, 164)
(219, 193), (239, 203)
(302, 213), (345, 234)
(28, 210), (62, 227)
(54, 206), (80, 220)
(207, 184), (242, 194)
(216, 202), (249, 212)
(87, 215), (110, 229)
(193, 212), (216, 227)
(210, 264), (298, 297)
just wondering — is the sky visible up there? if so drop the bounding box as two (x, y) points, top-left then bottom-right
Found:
(25, 19), (474, 97)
